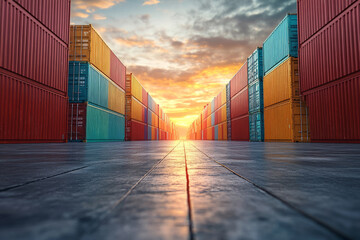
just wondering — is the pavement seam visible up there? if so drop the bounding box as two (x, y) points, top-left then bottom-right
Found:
(111, 141), (182, 210)
(0, 165), (90, 192)
(183, 142), (196, 240)
(190, 142), (351, 240)
(77, 141), (182, 238)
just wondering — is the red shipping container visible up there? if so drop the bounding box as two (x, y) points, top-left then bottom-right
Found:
(142, 89), (148, 107)
(110, 51), (126, 90)
(128, 120), (148, 141)
(297, 0), (357, 44)
(231, 87), (249, 119)
(68, 103), (86, 141)
(231, 115), (249, 141)
(230, 62), (248, 98)
(0, 0), (68, 93)
(304, 74), (360, 142)
(299, 2), (360, 93)
(0, 69), (68, 143)
(13, 0), (71, 44)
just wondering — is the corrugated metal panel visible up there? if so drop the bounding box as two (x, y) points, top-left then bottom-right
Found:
(211, 113), (215, 126)
(248, 48), (263, 85)
(131, 96), (147, 124)
(214, 125), (218, 140)
(231, 115), (249, 141)
(110, 51), (126, 90)
(13, 0), (71, 44)
(264, 99), (309, 142)
(68, 61), (109, 108)
(0, 69), (67, 143)
(128, 120), (147, 141)
(214, 104), (227, 125)
(230, 62), (248, 98)
(263, 57), (299, 108)
(299, 2), (360, 93)
(211, 99), (215, 113)
(108, 81), (125, 115)
(263, 14), (298, 75)
(249, 79), (263, 113)
(69, 102), (125, 142)
(128, 73), (148, 107)
(148, 94), (158, 115)
(231, 87), (249, 119)
(297, 0), (357, 44)
(0, 0), (68, 93)
(304, 74), (360, 142)
(69, 25), (111, 78)
(249, 111), (264, 142)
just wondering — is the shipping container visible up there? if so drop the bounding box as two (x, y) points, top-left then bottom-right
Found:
(131, 96), (147, 124)
(231, 87), (249, 119)
(0, 0), (68, 93)
(231, 115), (249, 141)
(0, 69), (67, 143)
(68, 102), (125, 142)
(264, 99), (309, 142)
(263, 14), (298, 75)
(68, 61), (109, 108)
(297, 0), (357, 44)
(226, 83), (231, 140)
(249, 111), (264, 142)
(214, 122), (227, 141)
(263, 57), (300, 108)
(110, 51), (126, 90)
(128, 73), (148, 107)
(148, 126), (158, 140)
(13, 0), (71, 44)
(248, 48), (263, 84)
(108, 80), (125, 115)
(148, 94), (159, 116)
(248, 80), (263, 113)
(70, 25), (110, 79)
(230, 62), (248, 98)
(147, 109), (159, 128)
(126, 120), (148, 141)
(303, 74), (360, 142)
(299, 2), (360, 93)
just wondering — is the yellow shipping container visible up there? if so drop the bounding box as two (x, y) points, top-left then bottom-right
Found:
(131, 97), (145, 123)
(221, 104), (227, 123)
(263, 57), (299, 108)
(264, 99), (310, 142)
(70, 25), (111, 78)
(221, 87), (226, 106)
(108, 82), (125, 115)
(130, 74), (143, 103)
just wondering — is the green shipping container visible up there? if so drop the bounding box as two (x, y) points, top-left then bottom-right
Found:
(68, 102), (125, 142)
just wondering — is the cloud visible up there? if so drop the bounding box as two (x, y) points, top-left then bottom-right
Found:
(143, 0), (160, 6)
(71, 12), (89, 18)
(140, 14), (150, 24)
(93, 14), (107, 20)
(115, 35), (157, 48)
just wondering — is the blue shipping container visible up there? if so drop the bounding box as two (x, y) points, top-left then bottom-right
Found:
(211, 112), (215, 126)
(86, 103), (125, 142)
(248, 48), (263, 85)
(263, 14), (298, 75)
(214, 125), (218, 140)
(249, 111), (264, 142)
(148, 94), (157, 114)
(69, 61), (109, 108)
(211, 99), (215, 113)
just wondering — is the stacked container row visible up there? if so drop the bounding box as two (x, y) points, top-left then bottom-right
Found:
(68, 25), (126, 142)
(0, 0), (70, 143)
(263, 14), (309, 142)
(125, 73), (178, 141)
(298, 0), (360, 142)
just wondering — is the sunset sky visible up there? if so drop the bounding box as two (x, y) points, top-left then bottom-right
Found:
(70, 0), (297, 137)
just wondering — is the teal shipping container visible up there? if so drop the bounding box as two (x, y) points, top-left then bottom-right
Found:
(249, 111), (264, 142)
(263, 14), (298, 75)
(248, 80), (263, 113)
(248, 48), (263, 85)
(211, 112), (215, 126)
(68, 102), (125, 142)
(68, 61), (109, 108)
(214, 125), (218, 140)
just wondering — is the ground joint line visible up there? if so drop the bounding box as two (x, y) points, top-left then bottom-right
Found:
(183, 141), (195, 240)
(190, 142), (351, 240)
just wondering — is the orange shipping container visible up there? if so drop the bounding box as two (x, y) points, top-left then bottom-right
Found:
(70, 25), (111, 78)
(108, 82), (125, 115)
(207, 127), (213, 140)
(263, 57), (300, 108)
(131, 97), (146, 123)
(264, 99), (310, 142)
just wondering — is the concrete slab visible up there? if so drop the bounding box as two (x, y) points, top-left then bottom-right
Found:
(0, 141), (358, 239)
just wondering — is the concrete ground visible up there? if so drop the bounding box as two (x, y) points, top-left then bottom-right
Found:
(0, 141), (359, 240)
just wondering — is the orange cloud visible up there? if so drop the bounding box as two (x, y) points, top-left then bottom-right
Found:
(116, 36), (157, 47)
(71, 12), (89, 18)
(93, 14), (107, 20)
(143, 0), (160, 6)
